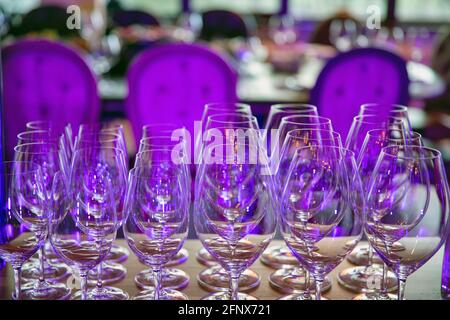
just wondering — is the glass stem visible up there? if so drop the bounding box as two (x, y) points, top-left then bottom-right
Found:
(314, 276), (323, 300)
(380, 263), (388, 299)
(96, 262), (103, 292)
(367, 244), (373, 268)
(303, 269), (311, 299)
(38, 246), (46, 285)
(13, 267), (22, 300)
(397, 277), (407, 300)
(153, 267), (163, 300)
(229, 272), (240, 300)
(80, 272), (88, 300)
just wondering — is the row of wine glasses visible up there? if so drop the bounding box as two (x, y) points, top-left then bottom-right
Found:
(1, 100), (448, 300)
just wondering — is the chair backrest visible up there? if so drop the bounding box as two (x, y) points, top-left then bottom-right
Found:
(12, 5), (80, 38)
(310, 47), (410, 136)
(200, 10), (249, 41)
(2, 39), (100, 159)
(125, 43), (237, 148)
(112, 9), (160, 28)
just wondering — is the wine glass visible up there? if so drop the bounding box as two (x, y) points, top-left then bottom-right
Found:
(272, 129), (341, 299)
(124, 164), (189, 300)
(0, 161), (47, 299)
(196, 121), (264, 293)
(280, 145), (365, 300)
(76, 124), (130, 273)
(70, 147), (128, 300)
(132, 146), (191, 291)
(49, 150), (118, 300)
(261, 105), (320, 283)
(365, 145), (450, 300)
(344, 110), (411, 275)
(14, 142), (71, 300)
(194, 138), (277, 300)
(339, 129), (423, 299)
(16, 131), (71, 284)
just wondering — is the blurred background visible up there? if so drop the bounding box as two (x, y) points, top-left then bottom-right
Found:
(0, 0), (449, 174)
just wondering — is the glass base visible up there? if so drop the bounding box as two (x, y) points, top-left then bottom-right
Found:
(21, 260), (71, 283)
(107, 245), (130, 263)
(197, 265), (260, 292)
(278, 293), (328, 300)
(134, 288), (189, 300)
(72, 286), (129, 300)
(202, 291), (257, 300)
(20, 282), (71, 300)
(196, 248), (218, 267)
(165, 248), (189, 267)
(337, 265), (397, 293)
(261, 245), (298, 269)
(268, 267), (332, 294)
(347, 246), (383, 266)
(88, 261), (126, 285)
(135, 268), (190, 290)
(353, 293), (397, 300)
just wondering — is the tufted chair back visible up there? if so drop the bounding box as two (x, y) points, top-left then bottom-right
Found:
(112, 9), (160, 28)
(200, 10), (249, 41)
(125, 43), (237, 149)
(310, 47), (410, 136)
(2, 39), (100, 159)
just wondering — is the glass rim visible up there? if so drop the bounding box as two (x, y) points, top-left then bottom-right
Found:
(271, 103), (318, 112)
(207, 113), (258, 124)
(281, 114), (332, 123)
(26, 120), (53, 129)
(366, 129), (422, 141)
(352, 114), (404, 125)
(17, 130), (57, 140)
(294, 145), (356, 159)
(381, 145), (442, 160)
(204, 102), (251, 111)
(360, 103), (408, 112)
(14, 141), (59, 154)
(73, 146), (125, 156)
(287, 128), (341, 140)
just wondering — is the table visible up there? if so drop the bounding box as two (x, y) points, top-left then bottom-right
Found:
(0, 240), (444, 300)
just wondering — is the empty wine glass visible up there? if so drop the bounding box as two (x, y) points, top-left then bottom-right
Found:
(280, 145), (365, 300)
(365, 145), (450, 300)
(124, 164), (189, 300)
(49, 150), (118, 300)
(132, 146), (192, 292)
(344, 111), (411, 272)
(0, 161), (47, 300)
(14, 142), (71, 300)
(272, 129), (341, 299)
(194, 138), (277, 300)
(339, 129), (423, 299)
(70, 147), (128, 300)
(76, 124), (130, 278)
(261, 105), (320, 282)
(196, 124), (264, 293)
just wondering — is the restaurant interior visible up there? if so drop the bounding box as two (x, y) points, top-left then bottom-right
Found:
(0, 0), (449, 301)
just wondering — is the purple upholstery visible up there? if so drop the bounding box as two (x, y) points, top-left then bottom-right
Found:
(125, 43), (237, 147)
(310, 47), (410, 136)
(2, 39), (100, 159)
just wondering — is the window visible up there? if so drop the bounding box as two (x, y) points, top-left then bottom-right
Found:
(396, 0), (450, 22)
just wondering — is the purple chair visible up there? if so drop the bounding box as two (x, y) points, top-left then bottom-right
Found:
(125, 43), (237, 148)
(310, 47), (410, 136)
(2, 39), (100, 159)
(112, 9), (160, 27)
